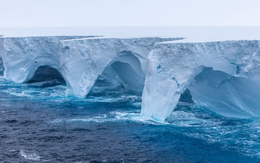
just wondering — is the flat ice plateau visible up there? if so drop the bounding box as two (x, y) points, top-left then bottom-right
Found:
(1, 27), (260, 121)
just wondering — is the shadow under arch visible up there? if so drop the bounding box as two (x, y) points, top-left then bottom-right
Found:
(89, 50), (146, 96)
(26, 66), (66, 87)
(185, 67), (260, 118)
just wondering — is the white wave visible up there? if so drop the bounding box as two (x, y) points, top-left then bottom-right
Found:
(1, 88), (32, 97)
(85, 95), (141, 103)
(24, 80), (63, 87)
(0, 84), (67, 98)
(9, 91), (32, 97)
(19, 150), (41, 161)
(85, 97), (119, 103)
(0, 110), (7, 113)
(49, 111), (169, 126)
(69, 114), (109, 123)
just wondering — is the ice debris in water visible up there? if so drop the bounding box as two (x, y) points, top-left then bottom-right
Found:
(19, 150), (41, 161)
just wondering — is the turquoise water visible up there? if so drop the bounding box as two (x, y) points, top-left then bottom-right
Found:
(1, 78), (260, 162)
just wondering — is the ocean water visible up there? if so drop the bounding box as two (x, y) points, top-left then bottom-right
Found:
(1, 77), (260, 163)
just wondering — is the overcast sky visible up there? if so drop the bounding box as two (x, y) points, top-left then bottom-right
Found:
(0, 0), (260, 27)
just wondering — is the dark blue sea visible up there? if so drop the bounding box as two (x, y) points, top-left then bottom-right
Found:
(1, 77), (260, 163)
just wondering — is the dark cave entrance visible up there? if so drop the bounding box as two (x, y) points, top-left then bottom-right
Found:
(26, 66), (66, 87)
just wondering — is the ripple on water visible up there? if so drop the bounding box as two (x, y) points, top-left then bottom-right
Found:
(1, 78), (260, 162)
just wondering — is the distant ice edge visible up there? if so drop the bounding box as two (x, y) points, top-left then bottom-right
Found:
(2, 36), (260, 121)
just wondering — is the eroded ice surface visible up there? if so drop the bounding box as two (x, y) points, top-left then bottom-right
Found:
(60, 37), (181, 98)
(142, 40), (260, 121)
(3, 36), (91, 83)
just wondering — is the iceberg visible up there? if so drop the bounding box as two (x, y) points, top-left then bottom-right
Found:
(141, 40), (260, 121)
(3, 36), (91, 83)
(60, 37), (180, 98)
(3, 34), (260, 122)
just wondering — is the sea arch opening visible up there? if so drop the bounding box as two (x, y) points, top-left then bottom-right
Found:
(26, 66), (66, 87)
(89, 50), (145, 96)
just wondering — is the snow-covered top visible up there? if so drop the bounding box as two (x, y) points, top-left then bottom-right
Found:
(156, 39), (260, 47)
(153, 39), (260, 77)
(158, 39), (260, 44)
(4, 35), (94, 39)
(60, 37), (182, 48)
(60, 37), (182, 58)
(60, 36), (182, 42)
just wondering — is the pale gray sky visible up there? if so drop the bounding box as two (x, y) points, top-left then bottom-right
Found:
(0, 0), (260, 27)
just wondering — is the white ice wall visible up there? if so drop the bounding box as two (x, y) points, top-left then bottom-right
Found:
(3, 36), (89, 83)
(4, 35), (260, 122)
(141, 40), (260, 121)
(60, 37), (180, 98)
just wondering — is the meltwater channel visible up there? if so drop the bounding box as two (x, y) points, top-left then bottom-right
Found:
(1, 77), (260, 163)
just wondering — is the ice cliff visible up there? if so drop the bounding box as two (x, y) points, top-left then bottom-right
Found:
(3, 36), (90, 83)
(60, 37), (180, 98)
(141, 40), (260, 121)
(3, 35), (260, 122)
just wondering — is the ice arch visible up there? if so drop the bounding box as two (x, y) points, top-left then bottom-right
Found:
(3, 36), (91, 83)
(187, 67), (260, 118)
(141, 40), (260, 121)
(87, 53), (145, 96)
(109, 51), (145, 94)
(27, 66), (66, 86)
(60, 37), (179, 98)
